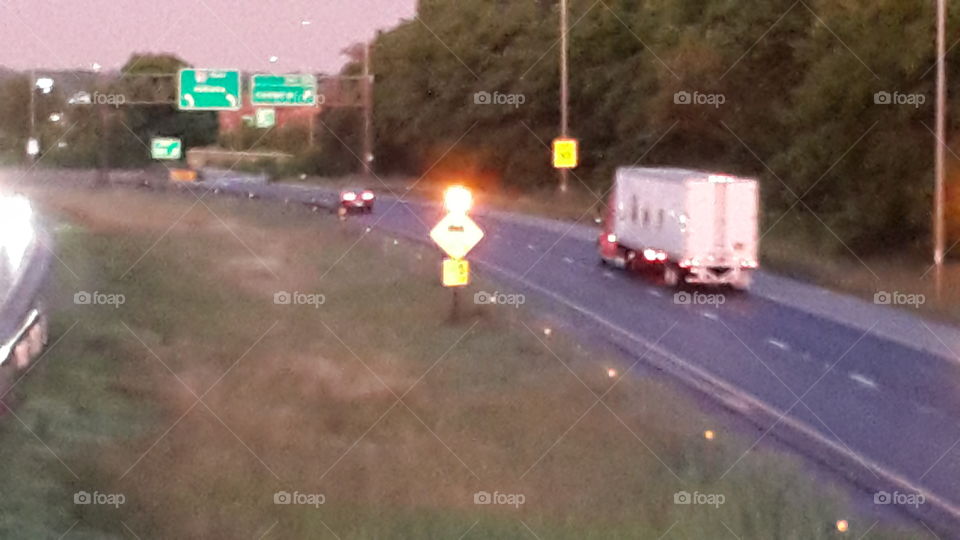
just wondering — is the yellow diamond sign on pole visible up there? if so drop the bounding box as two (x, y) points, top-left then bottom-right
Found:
(430, 213), (484, 260)
(442, 258), (470, 287)
(552, 138), (579, 169)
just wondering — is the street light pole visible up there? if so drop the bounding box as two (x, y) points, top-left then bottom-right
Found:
(559, 0), (570, 193)
(28, 70), (36, 162)
(361, 39), (375, 176)
(935, 0), (947, 298)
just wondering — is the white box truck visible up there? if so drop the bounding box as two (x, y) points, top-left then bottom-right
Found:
(598, 167), (759, 290)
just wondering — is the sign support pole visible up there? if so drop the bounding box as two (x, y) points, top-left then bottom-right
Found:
(450, 287), (460, 322)
(558, 0), (570, 193)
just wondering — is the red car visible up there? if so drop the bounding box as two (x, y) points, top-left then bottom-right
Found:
(339, 189), (375, 214)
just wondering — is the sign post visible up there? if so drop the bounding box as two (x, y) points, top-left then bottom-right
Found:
(431, 186), (482, 320)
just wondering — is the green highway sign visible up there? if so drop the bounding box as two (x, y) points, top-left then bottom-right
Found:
(255, 108), (276, 128)
(251, 74), (318, 106)
(178, 69), (241, 110)
(151, 137), (182, 160)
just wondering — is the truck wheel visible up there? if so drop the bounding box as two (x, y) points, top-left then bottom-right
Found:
(664, 265), (680, 288)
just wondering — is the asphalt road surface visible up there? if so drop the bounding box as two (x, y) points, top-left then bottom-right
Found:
(199, 176), (960, 535)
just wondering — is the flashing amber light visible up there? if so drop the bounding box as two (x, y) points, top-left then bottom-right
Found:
(444, 185), (473, 214)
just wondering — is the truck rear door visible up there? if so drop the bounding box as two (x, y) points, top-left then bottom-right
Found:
(722, 180), (759, 265)
(685, 179), (758, 267)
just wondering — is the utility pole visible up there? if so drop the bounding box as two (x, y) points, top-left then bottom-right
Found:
(361, 40), (374, 176)
(934, 0), (947, 298)
(27, 70), (36, 163)
(309, 73), (316, 149)
(558, 0), (570, 193)
(95, 71), (110, 188)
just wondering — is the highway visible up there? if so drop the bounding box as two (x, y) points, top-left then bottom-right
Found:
(200, 175), (960, 534)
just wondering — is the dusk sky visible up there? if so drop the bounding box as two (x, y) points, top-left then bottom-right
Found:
(0, 0), (417, 73)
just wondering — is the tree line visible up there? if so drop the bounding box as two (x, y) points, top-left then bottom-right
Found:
(367, 0), (960, 256)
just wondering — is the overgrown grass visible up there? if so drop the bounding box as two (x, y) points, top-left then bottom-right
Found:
(0, 188), (925, 538)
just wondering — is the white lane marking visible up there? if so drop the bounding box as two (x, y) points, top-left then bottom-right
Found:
(563, 257), (574, 264)
(849, 373), (878, 390)
(767, 338), (790, 351)
(527, 244), (536, 251)
(603, 271), (615, 279)
(648, 289), (663, 298)
(701, 311), (719, 321)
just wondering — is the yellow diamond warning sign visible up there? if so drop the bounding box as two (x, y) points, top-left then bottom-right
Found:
(430, 213), (484, 260)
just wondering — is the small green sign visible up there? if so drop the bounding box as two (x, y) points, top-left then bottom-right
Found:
(251, 74), (317, 106)
(178, 69), (241, 111)
(151, 137), (183, 160)
(255, 108), (276, 128)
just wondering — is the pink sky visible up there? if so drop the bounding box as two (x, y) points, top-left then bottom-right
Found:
(0, 0), (417, 73)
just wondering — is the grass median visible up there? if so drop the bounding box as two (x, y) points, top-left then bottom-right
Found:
(0, 187), (924, 538)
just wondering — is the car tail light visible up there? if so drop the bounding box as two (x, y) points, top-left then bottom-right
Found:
(606, 233), (617, 244)
(361, 191), (375, 201)
(656, 252), (667, 261)
(679, 259), (691, 268)
(341, 191), (357, 202)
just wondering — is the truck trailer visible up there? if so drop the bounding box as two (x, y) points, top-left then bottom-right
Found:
(598, 167), (759, 290)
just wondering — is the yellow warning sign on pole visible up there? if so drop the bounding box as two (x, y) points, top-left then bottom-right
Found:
(442, 258), (470, 287)
(552, 138), (579, 169)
